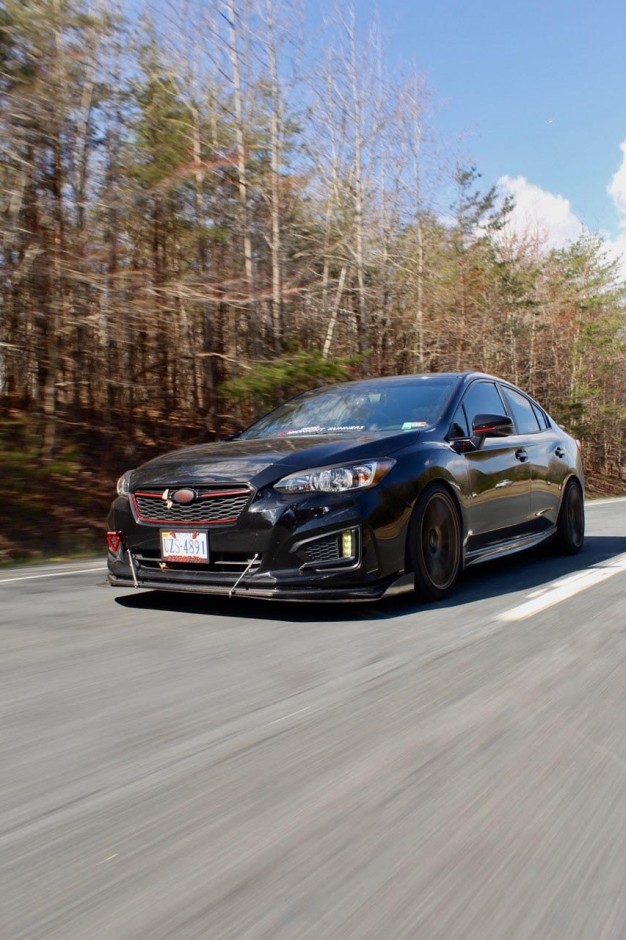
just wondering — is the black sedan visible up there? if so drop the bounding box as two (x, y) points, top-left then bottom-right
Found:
(107, 372), (585, 602)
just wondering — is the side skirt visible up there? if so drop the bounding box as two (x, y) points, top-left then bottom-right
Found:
(464, 526), (557, 568)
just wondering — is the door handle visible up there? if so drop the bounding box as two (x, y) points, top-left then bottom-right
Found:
(555, 446), (565, 458)
(515, 448), (528, 462)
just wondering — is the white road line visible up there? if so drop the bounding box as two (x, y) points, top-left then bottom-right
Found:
(0, 566), (107, 584)
(498, 552), (626, 622)
(268, 705), (314, 726)
(586, 496), (626, 505)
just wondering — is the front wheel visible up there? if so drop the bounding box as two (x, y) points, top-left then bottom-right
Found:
(408, 484), (462, 601)
(554, 479), (584, 555)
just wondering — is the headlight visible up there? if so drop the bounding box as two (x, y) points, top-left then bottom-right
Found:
(116, 470), (135, 496)
(274, 459), (395, 494)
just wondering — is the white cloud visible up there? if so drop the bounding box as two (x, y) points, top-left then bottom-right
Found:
(606, 140), (626, 279)
(602, 232), (626, 278)
(497, 175), (584, 250)
(495, 164), (626, 280)
(607, 140), (626, 218)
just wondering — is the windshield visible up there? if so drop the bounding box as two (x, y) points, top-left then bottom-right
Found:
(239, 379), (455, 440)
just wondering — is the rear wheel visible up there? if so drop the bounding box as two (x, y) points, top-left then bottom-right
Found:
(409, 484), (462, 601)
(554, 479), (584, 555)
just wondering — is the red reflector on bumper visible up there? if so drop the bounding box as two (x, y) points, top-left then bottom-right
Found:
(106, 531), (122, 553)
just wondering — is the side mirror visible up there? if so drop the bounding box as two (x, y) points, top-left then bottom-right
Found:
(472, 413), (514, 438)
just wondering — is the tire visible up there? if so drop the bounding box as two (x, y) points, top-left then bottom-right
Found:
(408, 483), (462, 601)
(554, 479), (584, 555)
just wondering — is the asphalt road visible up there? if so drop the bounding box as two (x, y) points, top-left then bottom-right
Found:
(2, 499), (626, 940)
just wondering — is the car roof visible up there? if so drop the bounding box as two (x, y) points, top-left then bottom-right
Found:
(317, 371), (504, 391)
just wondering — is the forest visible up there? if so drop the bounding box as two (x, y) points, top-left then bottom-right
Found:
(1, 0), (625, 560)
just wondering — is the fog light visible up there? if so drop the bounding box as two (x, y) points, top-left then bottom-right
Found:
(341, 530), (355, 558)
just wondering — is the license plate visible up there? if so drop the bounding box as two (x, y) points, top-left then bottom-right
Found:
(160, 530), (208, 563)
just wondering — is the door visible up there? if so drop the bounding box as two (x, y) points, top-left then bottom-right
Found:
(498, 384), (560, 532)
(455, 381), (533, 551)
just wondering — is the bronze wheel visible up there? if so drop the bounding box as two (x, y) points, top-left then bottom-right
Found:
(554, 479), (584, 555)
(409, 484), (462, 601)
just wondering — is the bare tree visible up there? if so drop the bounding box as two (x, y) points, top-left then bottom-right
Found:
(223, 0), (256, 353)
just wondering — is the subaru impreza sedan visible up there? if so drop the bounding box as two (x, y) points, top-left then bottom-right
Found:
(107, 372), (584, 602)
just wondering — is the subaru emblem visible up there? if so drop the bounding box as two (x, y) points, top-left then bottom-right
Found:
(171, 488), (196, 505)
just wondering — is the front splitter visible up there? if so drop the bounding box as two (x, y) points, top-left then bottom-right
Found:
(107, 572), (412, 602)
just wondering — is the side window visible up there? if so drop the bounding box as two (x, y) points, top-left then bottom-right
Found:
(448, 405), (469, 439)
(500, 386), (541, 434)
(531, 402), (549, 430)
(461, 382), (505, 430)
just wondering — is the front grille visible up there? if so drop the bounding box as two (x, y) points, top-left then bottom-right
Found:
(302, 534), (342, 563)
(131, 486), (251, 526)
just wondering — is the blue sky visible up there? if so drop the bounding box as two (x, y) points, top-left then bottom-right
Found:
(140, 0), (626, 269)
(314, 0), (626, 265)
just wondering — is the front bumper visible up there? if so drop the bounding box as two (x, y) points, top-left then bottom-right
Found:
(107, 485), (412, 601)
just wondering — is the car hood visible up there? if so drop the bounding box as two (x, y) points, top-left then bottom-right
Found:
(129, 431), (419, 490)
